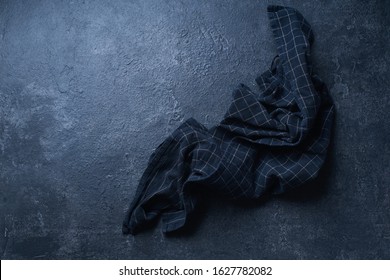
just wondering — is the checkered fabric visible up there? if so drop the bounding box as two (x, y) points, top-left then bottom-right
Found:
(123, 5), (334, 234)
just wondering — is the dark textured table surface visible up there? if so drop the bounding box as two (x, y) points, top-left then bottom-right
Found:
(1, 0), (389, 259)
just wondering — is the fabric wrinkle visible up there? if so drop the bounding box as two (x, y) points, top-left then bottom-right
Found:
(122, 5), (335, 235)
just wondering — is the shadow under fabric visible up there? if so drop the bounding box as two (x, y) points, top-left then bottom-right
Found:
(122, 5), (335, 235)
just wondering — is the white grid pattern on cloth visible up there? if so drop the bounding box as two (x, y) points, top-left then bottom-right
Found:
(123, 5), (334, 235)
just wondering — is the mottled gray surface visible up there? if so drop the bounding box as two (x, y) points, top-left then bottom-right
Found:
(0, 0), (389, 259)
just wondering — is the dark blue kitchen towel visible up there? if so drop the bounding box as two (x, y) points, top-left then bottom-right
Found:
(123, 5), (334, 234)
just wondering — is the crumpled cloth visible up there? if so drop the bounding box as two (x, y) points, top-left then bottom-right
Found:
(123, 5), (334, 234)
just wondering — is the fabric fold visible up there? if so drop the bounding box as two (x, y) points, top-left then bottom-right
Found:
(122, 5), (334, 234)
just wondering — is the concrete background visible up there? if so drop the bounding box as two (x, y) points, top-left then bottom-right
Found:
(0, 0), (389, 259)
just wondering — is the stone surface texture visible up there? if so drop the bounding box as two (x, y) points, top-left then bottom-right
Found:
(0, 0), (389, 259)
